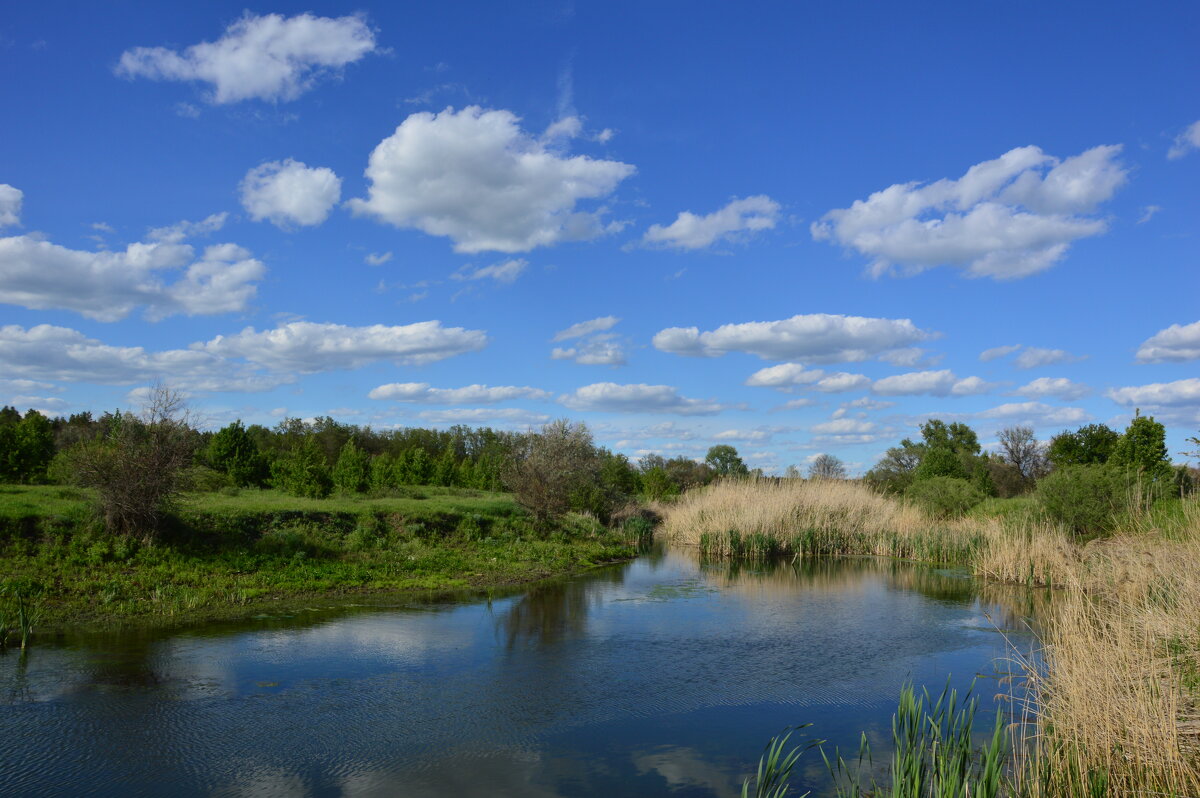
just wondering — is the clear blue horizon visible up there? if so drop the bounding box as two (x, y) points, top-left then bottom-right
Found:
(1, 2), (1197, 473)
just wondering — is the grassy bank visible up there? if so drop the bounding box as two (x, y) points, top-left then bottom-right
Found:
(0, 485), (642, 633)
(662, 478), (1200, 795)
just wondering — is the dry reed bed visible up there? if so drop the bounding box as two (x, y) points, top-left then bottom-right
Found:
(661, 479), (1200, 794)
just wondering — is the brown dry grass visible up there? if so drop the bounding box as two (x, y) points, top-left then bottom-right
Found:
(661, 478), (1200, 794)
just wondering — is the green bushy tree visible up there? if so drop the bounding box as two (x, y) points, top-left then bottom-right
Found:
(1111, 413), (1171, 483)
(1046, 424), (1119, 468)
(207, 420), (267, 487)
(705, 445), (749, 478)
(905, 476), (985, 518)
(332, 439), (371, 493)
(1036, 464), (1124, 537)
(272, 437), (333, 499)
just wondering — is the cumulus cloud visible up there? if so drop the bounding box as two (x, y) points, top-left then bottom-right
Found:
(116, 12), (378, 104)
(550, 316), (625, 365)
(0, 185), (22, 228)
(712, 428), (782, 444)
(0, 324), (276, 392)
(552, 315), (620, 342)
(1015, 377), (1091, 401)
(812, 145), (1127, 279)
(878, 347), (935, 367)
(1168, 121), (1200, 160)
(843, 397), (895, 410)
(368, 382), (550, 403)
(980, 344), (1022, 362)
(347, 106), (635, 253)
(1137, 205), (1162, 224)
(771, 398), (821, 411)
(0, 223), (264, 321)
(811, 418), (878, 435)
(365, 251), (393, 266)
(240, 159), (341, 228)
(551, 339), (626, 366)
(655, 313), (932, 363)
(976, 402), (1090, 426)
(197, 320), (487, 372)
(642, 195), (780, 250)
(1136, 321), (1200, 363)
(451, 258), (528, 284)
(743, 363), (872, 394)
(560, 382), (726, 415)
(1013, 347), (1083, 369)
(871, 369), (996, 396)
(1105, 378), (1200, 408)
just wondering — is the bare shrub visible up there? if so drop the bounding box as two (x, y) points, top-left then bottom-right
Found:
(67, 385), (196, 540)
(502, 419), (602, 527)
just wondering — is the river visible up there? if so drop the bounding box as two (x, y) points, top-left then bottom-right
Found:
(0, 548), (1039, 796)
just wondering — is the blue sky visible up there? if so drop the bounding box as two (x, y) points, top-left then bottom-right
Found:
(1, 1), (1197, 474)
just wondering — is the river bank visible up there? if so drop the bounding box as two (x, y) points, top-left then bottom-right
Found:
(0, 485), (643, 634)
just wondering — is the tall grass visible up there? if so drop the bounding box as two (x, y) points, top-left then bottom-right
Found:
(668, 479), (1200, 795)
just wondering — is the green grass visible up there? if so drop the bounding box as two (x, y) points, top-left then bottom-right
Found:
(0, 485), (641, 634)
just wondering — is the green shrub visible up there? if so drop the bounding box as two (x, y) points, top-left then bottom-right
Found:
(187, 465), (235, 492)
(1035, 464), (1123, 536)
(905, 476), (984, 518)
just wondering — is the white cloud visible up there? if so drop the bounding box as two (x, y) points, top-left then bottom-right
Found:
(744, 363), (875, 393)
(980, 344), (1021, 362)
(0, 224), (263, 321)
(148, 211), (228, 243)
(976, 402), (1090, 426)
(368, 382), (550, 403)
(1168, 121), (1200, 160)
(1137, 205), (1162, 224)
(811, 418), (877, 435)
(812, 144), (1126, 279)
(240, 159), (341, 228)
(772, 398), (821, 411)
(842, 397), (895, 410)
(116, 12), (377, 104)
(0, 324), (276, 392)
(560, 382), (725, 415)
(365, 251), (393, 266)
(198, 320), (487, 372)
(551, 339), (626, 366)
(451, 258), (528, 284)
(1136, 321), (1200, 363)
(745, 363), (824, 388)
(550, 316), (625, 365)
(870, 369), (996, 396)
(643, 195), (780, 250)
(654, 313), (932, 363)
(0, 185), (22, 228)
(878, 347), (933, 367)
(1105, 378), (1200, 408)
(1013, 346), (1082, 369)
(552, 315), (620, 342)
(712, 428), (780, 444)
(347, 106), (635, 253)
(1015, 377), (1091, 401)
(415, 408), (552, 426)
(811, 372), (873, 393)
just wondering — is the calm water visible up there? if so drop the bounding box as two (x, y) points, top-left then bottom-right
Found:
(0, 550), (1038, 797)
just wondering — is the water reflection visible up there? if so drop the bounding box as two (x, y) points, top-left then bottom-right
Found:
(0, 549), (1042, 797)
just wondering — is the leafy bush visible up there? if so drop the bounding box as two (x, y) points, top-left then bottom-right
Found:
(905, 476), (984, 518)
(1035, 464), (1123, 536)
(271, 438), (333, 499)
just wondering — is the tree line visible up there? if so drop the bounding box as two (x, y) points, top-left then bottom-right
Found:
(862, 413), (1195, 530)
